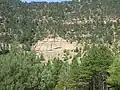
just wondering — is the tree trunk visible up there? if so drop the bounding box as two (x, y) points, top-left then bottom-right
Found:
(116, 86), (120, 90)
(92, 76), (96, 90)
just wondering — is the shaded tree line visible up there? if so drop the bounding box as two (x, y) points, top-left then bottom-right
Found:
(1, 44), (120, 90)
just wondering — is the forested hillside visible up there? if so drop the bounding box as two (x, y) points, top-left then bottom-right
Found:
(1, 0), (120, 90)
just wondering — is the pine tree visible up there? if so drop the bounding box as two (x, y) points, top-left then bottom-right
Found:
(82, 45), (113, 90)
(107, 55), (120, 89)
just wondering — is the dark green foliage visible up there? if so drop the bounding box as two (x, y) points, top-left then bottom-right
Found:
(82, 45), (114, 90)
(55, 61), (71, 90)
(0, 47), (63, 90)
(0, 48), (43, 90)
(68, 58), (91, 89)
(83, 45), (113, 72)
(107, 55), (120, 87)
(58, 45), (114, 90)
(1, 0), (120, 46)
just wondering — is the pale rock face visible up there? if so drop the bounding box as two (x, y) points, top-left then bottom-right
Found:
(32, 36), (77, 60)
